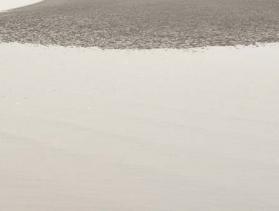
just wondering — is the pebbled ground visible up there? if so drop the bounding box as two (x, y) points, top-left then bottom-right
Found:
(0, 0), (279, 49)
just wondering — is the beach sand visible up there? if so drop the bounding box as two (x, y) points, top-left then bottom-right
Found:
(1, 0), (279, 48)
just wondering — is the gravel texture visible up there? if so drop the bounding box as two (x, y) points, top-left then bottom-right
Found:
(1, 0), (279, 49)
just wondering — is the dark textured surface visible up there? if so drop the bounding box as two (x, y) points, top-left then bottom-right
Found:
(0, 0), (279, 49)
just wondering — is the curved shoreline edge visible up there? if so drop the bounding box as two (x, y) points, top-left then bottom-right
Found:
(0, 0), (43, 12)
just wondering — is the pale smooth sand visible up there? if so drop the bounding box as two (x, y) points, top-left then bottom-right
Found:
(0, 44), (279, 210)
(0, 0), (42, 11)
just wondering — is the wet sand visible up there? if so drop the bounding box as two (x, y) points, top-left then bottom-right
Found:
(0, 0), (279, 48)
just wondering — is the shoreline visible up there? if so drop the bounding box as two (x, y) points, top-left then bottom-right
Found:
(0, 0), (43, 12)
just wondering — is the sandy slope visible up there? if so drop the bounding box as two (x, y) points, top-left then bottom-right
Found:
(1, 0), (279, 48)
(1, 44), (279, 210)
(0, 0), (42, 12)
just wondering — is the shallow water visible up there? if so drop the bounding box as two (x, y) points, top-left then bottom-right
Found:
(1, 43), (279, 210)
